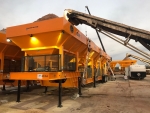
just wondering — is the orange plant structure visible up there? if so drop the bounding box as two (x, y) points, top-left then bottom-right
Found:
(6, 17), (111, 88)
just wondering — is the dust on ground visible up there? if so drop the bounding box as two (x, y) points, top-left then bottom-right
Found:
(1, 75), (150, 113)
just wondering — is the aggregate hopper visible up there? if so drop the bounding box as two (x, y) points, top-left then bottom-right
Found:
(6, 17), (83, 88)
(0, 31), (25, 90)
(6, 16), (111, 87)
(78, 40), (111, 84)
(110, 58), (137, 75)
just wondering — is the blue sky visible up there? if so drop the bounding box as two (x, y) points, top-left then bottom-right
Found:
(0, 0), (149, 64)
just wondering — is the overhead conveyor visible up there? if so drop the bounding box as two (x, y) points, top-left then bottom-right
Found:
(64, 9), (150, 59)
(126, 53), (150, 66)
(100, 30), (150, 60)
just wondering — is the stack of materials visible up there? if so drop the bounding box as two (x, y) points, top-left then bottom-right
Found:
(34, 14), (59, 22)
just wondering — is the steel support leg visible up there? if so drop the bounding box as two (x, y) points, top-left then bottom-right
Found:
(26, 80), (30, 92)
(16, 80), (21, 102)
(93, 75), (96, 88)
(78, 77), (82, 96)
(102, 75), (105, 83)
(2, 84), (6, 91)
(58, 80), (62, 107)
(43, 86), (48, 93)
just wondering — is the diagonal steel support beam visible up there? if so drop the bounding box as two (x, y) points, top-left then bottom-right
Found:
(124, 34), (131, 45)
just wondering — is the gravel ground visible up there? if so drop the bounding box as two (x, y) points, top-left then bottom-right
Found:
(0, 75), (150, 113)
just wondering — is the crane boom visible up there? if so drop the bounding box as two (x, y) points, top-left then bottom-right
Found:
(64, 9), (150, 51)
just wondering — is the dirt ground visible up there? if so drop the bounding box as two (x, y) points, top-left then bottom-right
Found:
(0, 75), (150, 113)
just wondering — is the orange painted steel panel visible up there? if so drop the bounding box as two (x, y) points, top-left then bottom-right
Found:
(111, 60), (137, 63)
(6, 17), (111, 87)
(110, 60), (137, 72)
(110, 60), (137, 67)
(0, 32), (14, 46)
(7, 18), (64, 38)
(6, 18), (87, 46)
(40, 72), (80, 88)
(24, 48), (56, 56)
(0, 80), (26, 86)
(6, 17), (110, 60)
(0, 73), (3, 80)
(97, 76), (102, 81)
(0, 32), (24, 59)
(90, 40), (100, 53)
(0, 32), (24, 78)
(0, 32), (35, 88)
(10, 72), (80, 80)
(0, 73), (9, 79)
(86, 78), (94, 84)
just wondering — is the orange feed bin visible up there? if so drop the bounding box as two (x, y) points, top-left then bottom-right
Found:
(0, 31), (26, 89)
(6, 17), (111, 88)
(110, 59), (137, 74)
(6, 16), (112, 106)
